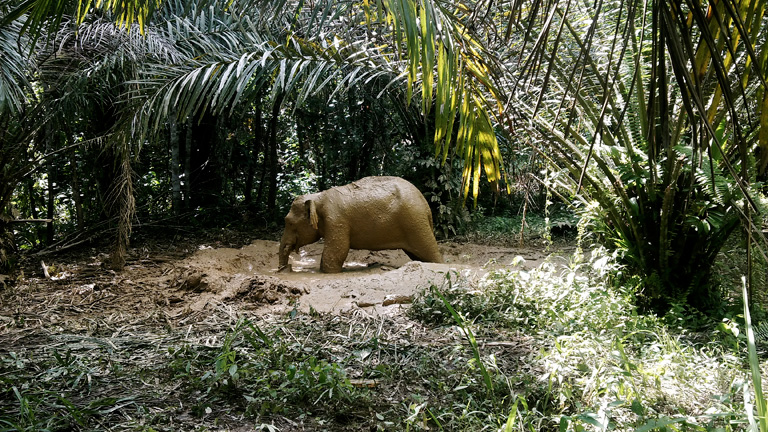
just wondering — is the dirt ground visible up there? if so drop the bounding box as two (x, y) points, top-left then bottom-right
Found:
(0, 235), (574, 430)
(2, 238), (573, 327)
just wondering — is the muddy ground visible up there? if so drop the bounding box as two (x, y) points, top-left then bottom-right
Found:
(178, 239), (572, 314)
(4, 237), (571, 323)
(0, 232), (576, 430)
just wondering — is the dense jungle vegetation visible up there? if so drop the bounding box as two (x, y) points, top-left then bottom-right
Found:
(3, 0), (768, 430)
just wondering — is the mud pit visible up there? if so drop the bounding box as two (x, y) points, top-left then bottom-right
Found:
(167, 240), (566, 315)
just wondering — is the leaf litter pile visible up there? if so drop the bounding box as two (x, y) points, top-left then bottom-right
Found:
(0, 229), (556, 431)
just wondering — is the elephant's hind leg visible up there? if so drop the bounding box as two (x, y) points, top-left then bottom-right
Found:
(403, 240), (443, 264)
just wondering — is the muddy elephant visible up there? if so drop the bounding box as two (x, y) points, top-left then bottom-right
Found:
(278, 176), (443, 273)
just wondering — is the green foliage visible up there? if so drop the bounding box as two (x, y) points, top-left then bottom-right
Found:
(4, 249), (768, 430)
(743, 278), (768, 432)
(166, 318), (358, 418)
(410, 248), (758, 431)
(0, 348), (138, 431)
(412, 247), (636, 333)
(576, 146), (742, 311)
(411, 156), (470, 239)
(516, 0), (761, 312)
(458, 207), (578, 246)
(431, 284), (494, 398)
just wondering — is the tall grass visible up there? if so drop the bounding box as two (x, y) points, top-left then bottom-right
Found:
(744, 276), (768, 431)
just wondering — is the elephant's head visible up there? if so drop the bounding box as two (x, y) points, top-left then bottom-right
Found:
(278, 196), (321, 270)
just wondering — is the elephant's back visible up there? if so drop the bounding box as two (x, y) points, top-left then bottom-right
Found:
(327, 177), (434, 250)
(332, 176), (429, 216)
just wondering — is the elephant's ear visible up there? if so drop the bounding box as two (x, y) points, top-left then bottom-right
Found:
(305, 200), (319, 230)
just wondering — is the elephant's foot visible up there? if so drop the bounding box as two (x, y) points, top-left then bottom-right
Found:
(320, 260), (344, 273)
(404, 247), (443, 264)
(321, 244), (349, 273)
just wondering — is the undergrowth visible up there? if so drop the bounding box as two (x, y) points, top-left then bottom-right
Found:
(410, 248), (759, 431)
(457, 206), (579, 246)
(0, 247), (766, 431)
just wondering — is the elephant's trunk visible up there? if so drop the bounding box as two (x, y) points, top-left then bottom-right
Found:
(278, 243), (290, 270)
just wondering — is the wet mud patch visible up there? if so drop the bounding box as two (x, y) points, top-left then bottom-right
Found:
(157, 239), (572, 315)
(239, 275), (307, 304)
(1, 237), (574, 331)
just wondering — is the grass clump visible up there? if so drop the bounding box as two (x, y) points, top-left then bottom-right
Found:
(164, 317), (361, 419)
(0, 344), (143, 431)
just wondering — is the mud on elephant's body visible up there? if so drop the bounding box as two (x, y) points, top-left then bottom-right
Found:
(278, 176), (443, 273)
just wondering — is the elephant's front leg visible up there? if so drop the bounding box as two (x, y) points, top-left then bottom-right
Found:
(320, 233), (350, 273)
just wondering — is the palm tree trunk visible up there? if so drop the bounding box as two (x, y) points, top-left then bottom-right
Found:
(169, 116), (182, 215)
(109, 139), (135, 270)
(267, 94), (283, 219)
(70, 149), (84, 230)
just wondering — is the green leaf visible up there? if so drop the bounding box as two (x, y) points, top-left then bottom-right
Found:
(635, 417), (685, 432)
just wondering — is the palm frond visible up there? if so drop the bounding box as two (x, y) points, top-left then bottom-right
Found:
(0, 17), (31, 114)
(1, 0), (161, 42)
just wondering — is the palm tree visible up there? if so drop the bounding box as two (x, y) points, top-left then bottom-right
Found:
(0, 3), (182, 268)
(2, 0), (511, 267)
(0, 3), (37, 269)
(35, 13), (182, 268)
(0, 8), (29, 114)
(501, 0), (767, 309)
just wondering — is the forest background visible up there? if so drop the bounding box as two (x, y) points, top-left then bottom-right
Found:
(3, 0), (768, 430)
(2, 0), (766, 311)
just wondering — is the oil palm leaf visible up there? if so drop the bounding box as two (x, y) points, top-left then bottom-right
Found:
(0, 15), (30, 114)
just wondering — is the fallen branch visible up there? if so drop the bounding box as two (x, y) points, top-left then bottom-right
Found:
(8, 219), (52, 223)
(41, 260), (51, 279)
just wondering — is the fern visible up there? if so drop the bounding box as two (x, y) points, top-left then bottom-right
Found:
(753, 321), (768, 344)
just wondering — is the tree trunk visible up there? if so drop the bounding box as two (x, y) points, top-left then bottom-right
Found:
(221, 121), (236, 204)
(109, 142), (135, 271)
(295, 107), (317, 180)
(266, 94), (283, 220)
(0, 189), (16, 272)
(245, 107), (263, 206)
(184, 120), (193, 210)
(189, 110), (222, 209)
(0, 220), (14, 272)
(70, 149), (84, 230)
(45, 131), (55, 246)
(314, 137), (326, 192)
(356, 91), (375, 178)
(169, 116), (182, 215)
(26, 178), (39, 219)
(347, 90), (361, 181)
(255, 158), (268, 207)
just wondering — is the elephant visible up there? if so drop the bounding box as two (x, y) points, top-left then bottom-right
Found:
(278, 176), (443, 273)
